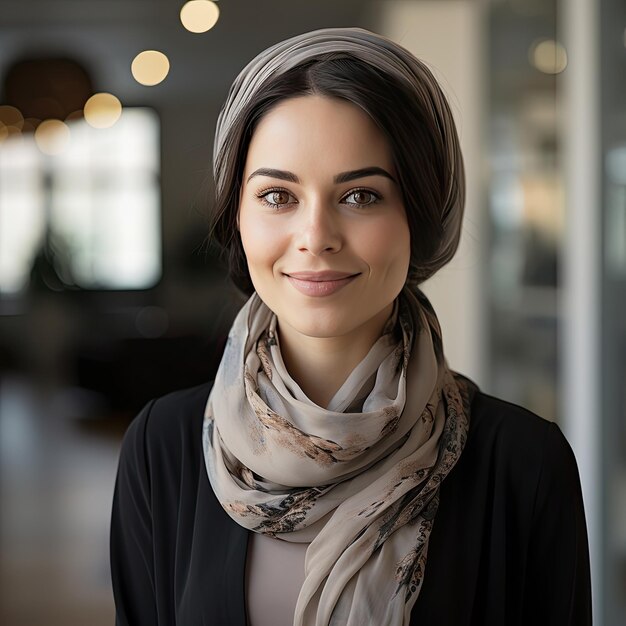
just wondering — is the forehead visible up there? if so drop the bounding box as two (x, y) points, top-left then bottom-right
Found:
(244, 95), (395, 174)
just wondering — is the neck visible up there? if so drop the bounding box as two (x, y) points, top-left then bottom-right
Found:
(277, 303), (393, 409)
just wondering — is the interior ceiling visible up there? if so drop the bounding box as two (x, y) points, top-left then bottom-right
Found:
(0, 0), (377, 104)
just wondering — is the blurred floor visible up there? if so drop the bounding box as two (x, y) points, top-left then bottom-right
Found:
(0, 376), (124, 626)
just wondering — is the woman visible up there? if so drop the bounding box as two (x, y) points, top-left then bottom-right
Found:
(110, 28), (592, 625)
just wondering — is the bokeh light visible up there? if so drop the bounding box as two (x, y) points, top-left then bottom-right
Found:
(21, 118), (40, 133)
(180, 0), (220, 33)
(131, 50), (170, 86)
(65, 110), (84, 123)
(0, 105), (24, 132)
(529, 39), (568, 74)
(34, 119), (71, 155)
(84, 92), (122, 128)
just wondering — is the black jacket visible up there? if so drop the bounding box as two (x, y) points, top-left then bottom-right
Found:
(110, 381), (592, 625)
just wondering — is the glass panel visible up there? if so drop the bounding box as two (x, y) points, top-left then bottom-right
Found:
(601, 0), (626, 621)
(487, 0), (561, 421)
(0, 107), (161, 294)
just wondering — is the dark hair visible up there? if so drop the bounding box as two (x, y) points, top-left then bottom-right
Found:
(209, 53), (465, 295)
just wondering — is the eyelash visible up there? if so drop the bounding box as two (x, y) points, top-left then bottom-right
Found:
(343, 188), (381, 208)
(255, 187), (381, 209)
(256, 187), (295, 209)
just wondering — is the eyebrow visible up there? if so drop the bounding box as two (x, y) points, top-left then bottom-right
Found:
(245, 166), (396, 184)
(246, 168), (299, 183)
(334, 167), (396, 184)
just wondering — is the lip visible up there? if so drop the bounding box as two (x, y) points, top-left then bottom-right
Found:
(284, 271), (360, 297)
(286, 270), (357, 281)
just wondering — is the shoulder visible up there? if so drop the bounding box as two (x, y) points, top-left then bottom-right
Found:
(460, 383), (582, 510)
(465, 385), (563, 458)
(118, 381), (214, 470)
(144, 380), (214, 433)
(469, 387), (552, 442)
(469, 388), (576, 465)
(420, 381), (591, 622)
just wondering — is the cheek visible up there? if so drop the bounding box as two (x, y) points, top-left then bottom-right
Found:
(239, 208), (283, 272)
(355, 216), (411, 271)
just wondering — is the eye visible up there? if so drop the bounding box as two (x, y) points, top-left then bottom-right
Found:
(342, 189), (380, 207)
(257, 188), (296, 208)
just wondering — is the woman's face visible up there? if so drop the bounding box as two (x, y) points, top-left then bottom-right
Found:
(238, 95), (411, 343)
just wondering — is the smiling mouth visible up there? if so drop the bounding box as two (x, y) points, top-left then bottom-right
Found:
(284, 272), (360, 297)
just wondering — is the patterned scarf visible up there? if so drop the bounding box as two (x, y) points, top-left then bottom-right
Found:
(203, 287), (475, 625)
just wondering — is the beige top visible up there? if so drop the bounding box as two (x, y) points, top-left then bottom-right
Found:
(246, 531), (308, 626)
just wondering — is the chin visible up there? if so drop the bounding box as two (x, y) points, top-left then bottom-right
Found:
(282, 313), (351, 339)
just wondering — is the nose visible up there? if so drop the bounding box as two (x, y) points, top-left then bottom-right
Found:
(294, 200), (342, 256)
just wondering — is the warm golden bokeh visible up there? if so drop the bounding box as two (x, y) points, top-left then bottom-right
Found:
(65, 110), (84, 122)
(84, 92), (122, 128)
(0, 104), (24, 131)
(529, 38), (568, 74)
(21, 117), (41, 133)
(131, 50), (170, 86)
(180, 0), (220, 33)
(34, 119), (71, 155)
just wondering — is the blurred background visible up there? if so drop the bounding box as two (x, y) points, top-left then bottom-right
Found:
(0, 0), (623, 624)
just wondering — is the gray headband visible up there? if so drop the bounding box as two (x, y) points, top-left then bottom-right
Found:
(213, 27), (465, 282)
